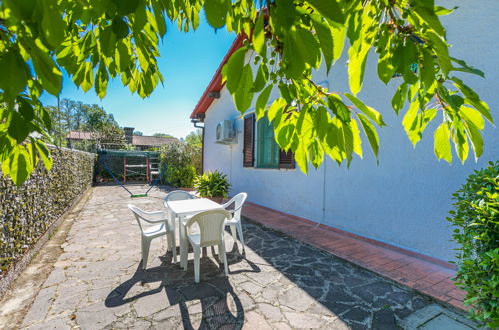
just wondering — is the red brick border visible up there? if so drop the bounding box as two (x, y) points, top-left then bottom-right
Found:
(241, 201), (468, 311)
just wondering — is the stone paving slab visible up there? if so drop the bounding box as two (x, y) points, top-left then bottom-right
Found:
(0, 186), (474, 329)
(241, 201), (467, 311)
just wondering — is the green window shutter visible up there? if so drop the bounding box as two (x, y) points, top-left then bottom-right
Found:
(256, 117), (279, 168)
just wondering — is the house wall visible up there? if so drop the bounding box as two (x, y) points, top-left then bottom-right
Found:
(202, 0), (499, 261)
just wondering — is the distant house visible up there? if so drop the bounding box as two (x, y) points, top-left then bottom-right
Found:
(191, 2), (499, 265)
(67, 127), (176, 150)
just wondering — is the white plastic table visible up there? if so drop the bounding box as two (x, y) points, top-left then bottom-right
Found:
(165, 198), (223, 266)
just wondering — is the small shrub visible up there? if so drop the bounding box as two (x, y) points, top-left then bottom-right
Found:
(164, 165), (197, 188)
(447, 161), (499, 328)
(194, 171), (230, 197)
(159, 141), (201, 187)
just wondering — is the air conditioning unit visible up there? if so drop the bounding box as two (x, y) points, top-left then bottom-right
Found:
(216, 120), (235, 143)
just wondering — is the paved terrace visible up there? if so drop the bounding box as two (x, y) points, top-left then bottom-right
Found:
(0, 185), (470, 329)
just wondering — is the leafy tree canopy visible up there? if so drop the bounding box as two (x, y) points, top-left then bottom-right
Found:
(185, 129), (202, 148)
(0, 0), (492, 185)
(133, 130), (144, 136)
(153, 132), (174, 138)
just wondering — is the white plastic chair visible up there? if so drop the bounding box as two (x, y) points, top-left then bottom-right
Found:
(222, 193), (248, 252)
(128, 204), (175, 269)
(164, 190), (196, 202)
(182, 210), (232, 283)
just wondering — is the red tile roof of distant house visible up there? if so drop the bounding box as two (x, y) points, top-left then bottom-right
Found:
(67, 131), (99, 140)
(67, 131), (176, 147)
(132, 135), (176, 147)
(190, 34), (246, 119)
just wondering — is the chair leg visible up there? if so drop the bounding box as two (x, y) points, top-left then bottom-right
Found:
(142, 237), (151, 269)
(229, 225), (237, 244)
(220, 242), (229, 276)
(193, 245), (201, 283)
(218, 243), (224, 263)
(236, 222), (245, 252)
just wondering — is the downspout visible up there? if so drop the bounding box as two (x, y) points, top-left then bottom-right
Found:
(191, 119), (205, 174)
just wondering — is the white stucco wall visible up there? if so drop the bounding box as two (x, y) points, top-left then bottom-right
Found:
(201, 0), (499, 261)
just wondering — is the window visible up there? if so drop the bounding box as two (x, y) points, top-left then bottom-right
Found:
(243, 114), (295, 169)
(256, 116), (279, 168)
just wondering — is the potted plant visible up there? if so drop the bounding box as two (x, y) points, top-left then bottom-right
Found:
(194, 171), (230, 203)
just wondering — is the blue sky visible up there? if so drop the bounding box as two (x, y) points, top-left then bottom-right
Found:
(41, 17), (234, 139)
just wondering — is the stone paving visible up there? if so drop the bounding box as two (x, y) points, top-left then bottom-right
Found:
(3, 186), (455, 329)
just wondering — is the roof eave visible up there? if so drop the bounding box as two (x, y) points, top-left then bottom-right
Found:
(190, 34), (246, 120)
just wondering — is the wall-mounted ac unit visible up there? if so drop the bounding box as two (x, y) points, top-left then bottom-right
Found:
(216, 120), (235, 143)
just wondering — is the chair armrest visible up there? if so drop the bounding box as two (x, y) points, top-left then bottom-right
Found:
(135, 209), (168, 223)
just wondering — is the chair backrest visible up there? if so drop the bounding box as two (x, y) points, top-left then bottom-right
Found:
(186, 210), (232, 247)
(164, 190), (195, 202)
(128, 204), (147, 234)
(223, 192), (247, 221)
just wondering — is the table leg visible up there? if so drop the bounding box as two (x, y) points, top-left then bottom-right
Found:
(168, 210), (177, 264)
(171, 217), (177, 263)
(180, 215), (187, 269)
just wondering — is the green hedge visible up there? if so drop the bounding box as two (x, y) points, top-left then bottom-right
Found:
(0, 147), (95, 276)
(448, 161), (499, 328)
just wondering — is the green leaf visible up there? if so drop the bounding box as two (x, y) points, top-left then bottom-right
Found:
(284, 26), (321, 78)
(348, 41), (370, 95)
(434, 123), (452, 162)
(233, 64), (253, 113)
(305, 0), (344, 24)
(35, 140), (52, 171)
(357, 113), (379, 160)
(392, 83), (408, 115)
(426, 30), (451, 76)
(8, 111), (30, 142)
(0, 49), (29, 98)
(252, 64), (268, 93)
(462, 117), (484, 160)
(2, 145), (33, 186)
(204, 0), (229, 29)
(331, 24), (346, 62)
(452, 76), (493, 123)
(421, 48), (435, 89)
(222, 47), (247, 94)
(255, 85), (273, 120)
(95, 63), (109, 99)
(345, 93), (385, 126)
(100, 26), (118, 58)
(116, 40), (132, 71)
(413, 6), (445, 36)
(253, 14), (266, 57)
(112, 17), (130, 39)
(294, 141), (308, 174)
(73, 62), (94, 93)
(316, 106), (330, 140)
(311, 15), (334, 73)
(328, 94), (350, 123)
(18, 98), (35, 122)
(39, 0), (65, 49)
(350, 118), (362, 158)
(452, 124), (469, 164)
(378, 52), (395, 84)
(31, 44), (62, 96)
(450, 57), (485, 78)
(267, 98), (286, 123)
(111, 0), (140, 16)
(460, 107), (485, 130)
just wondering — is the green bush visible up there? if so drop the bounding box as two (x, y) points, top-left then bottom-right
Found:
(159, 141), (201, 187)
(447, 161), (499, 328)
(194, 171), (230, 198)
(164, 165), (197, 188)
